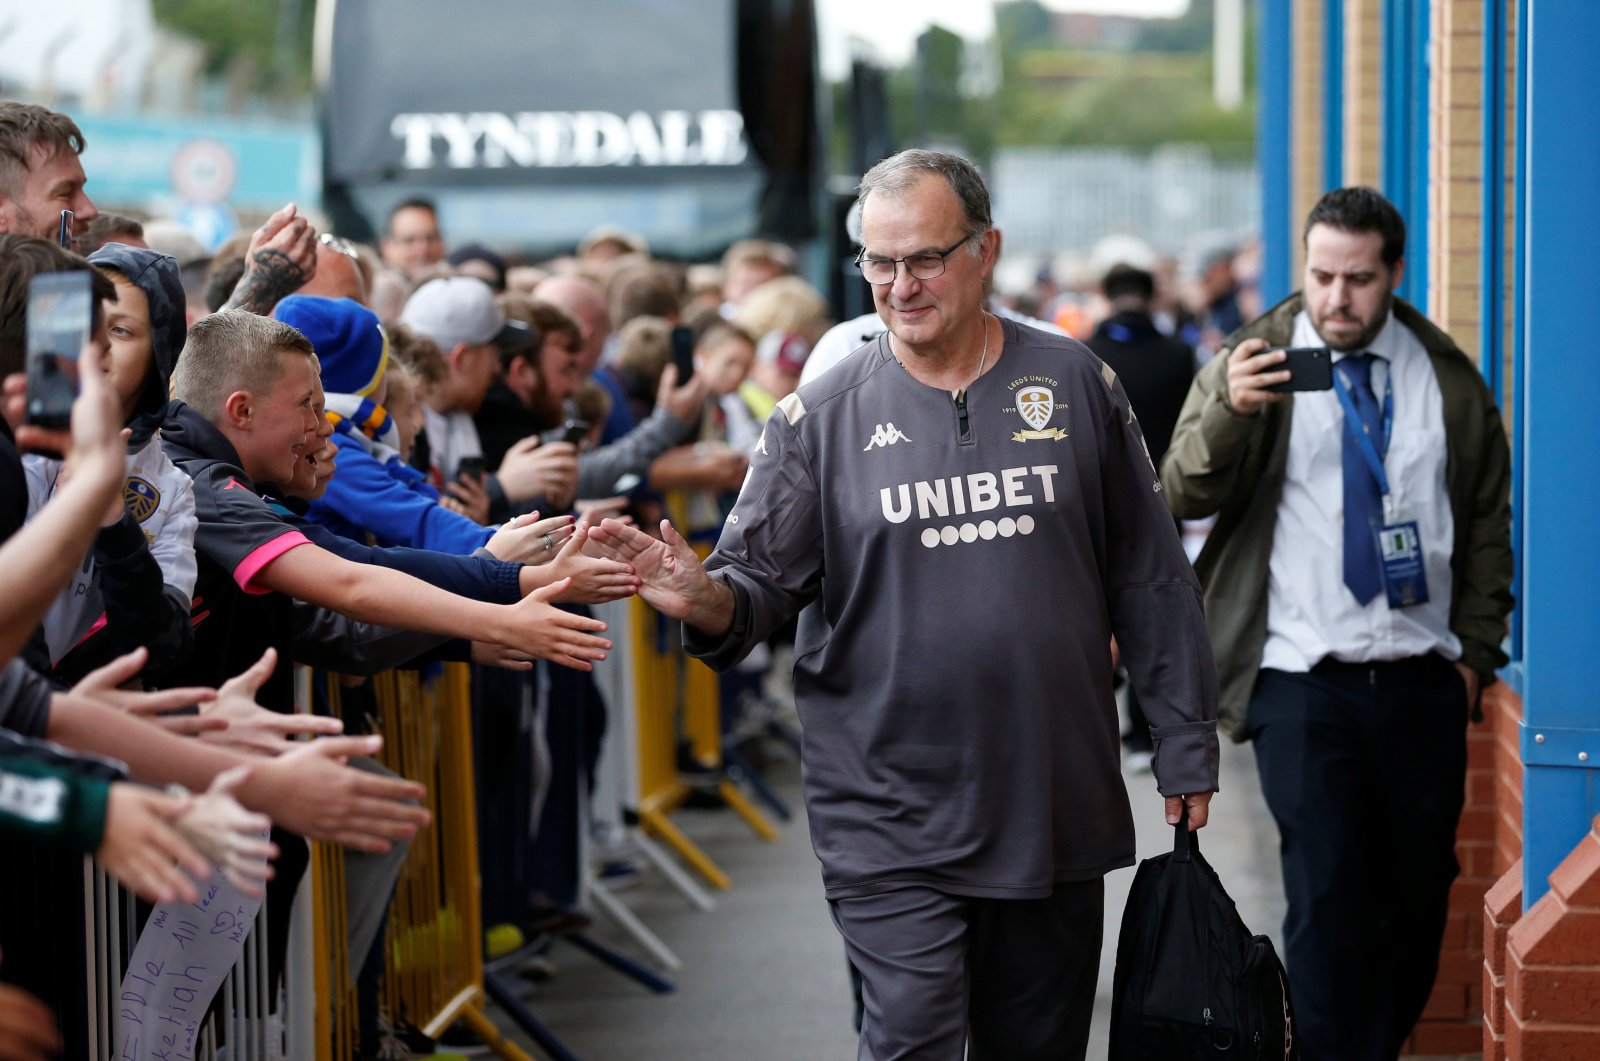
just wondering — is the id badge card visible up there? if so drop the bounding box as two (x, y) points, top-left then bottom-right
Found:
(1375, 517), (1429, 608)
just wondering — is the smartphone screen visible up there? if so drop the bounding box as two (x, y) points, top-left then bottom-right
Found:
(56, 209), (74, 249)
(25, 272), (93, 429)
(455, 455), (487, 482)
(1262, 346), (1334, 394)
(670, 324), (696, 382)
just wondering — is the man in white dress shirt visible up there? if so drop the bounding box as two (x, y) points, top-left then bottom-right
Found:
(1160, 187), (1513, 1061)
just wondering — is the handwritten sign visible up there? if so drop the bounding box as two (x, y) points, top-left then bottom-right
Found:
(115, 867), (265, 1059)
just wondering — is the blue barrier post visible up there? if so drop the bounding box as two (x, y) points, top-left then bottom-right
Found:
(1518, 0), (1600, 910)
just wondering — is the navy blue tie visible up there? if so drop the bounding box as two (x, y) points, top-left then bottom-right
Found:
(1339, 353), (1384, 605)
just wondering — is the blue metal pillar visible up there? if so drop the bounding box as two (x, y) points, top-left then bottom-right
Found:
(1519, 0), (1600, 910)
(1257, 0), (1293, 304)
(1381, 0), (1429, 305)
(1323, 0), (1345, 192)
(1508, 0), (1527, 661)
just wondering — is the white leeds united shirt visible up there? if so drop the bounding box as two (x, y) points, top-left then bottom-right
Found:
(1260, 309), (1461, 671)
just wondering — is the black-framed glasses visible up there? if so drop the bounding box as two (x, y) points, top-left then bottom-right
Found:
(854, 235), (974, 286)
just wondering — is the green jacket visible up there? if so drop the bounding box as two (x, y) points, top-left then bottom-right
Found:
(0, 754), (111, 853)
(1159, 294), (1514, 740)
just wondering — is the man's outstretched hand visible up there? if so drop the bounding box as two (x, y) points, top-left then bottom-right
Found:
(586, 518), (732, 635)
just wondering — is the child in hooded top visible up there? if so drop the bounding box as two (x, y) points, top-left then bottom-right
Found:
(23, 244), (197, 682)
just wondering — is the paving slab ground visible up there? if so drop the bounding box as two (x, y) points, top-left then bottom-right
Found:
(489, 737), (1285, 1060)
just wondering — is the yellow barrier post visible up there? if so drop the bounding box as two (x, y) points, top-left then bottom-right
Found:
(315, 665), (539, 1061)
(616, 496), (783, 888)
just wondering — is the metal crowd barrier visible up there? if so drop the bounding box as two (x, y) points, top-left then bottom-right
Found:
(83, 862), (275, 1059)
(316, 662), (534, 1060)
(78, 569), (785, 1057)
(78, 661), (532, 1060)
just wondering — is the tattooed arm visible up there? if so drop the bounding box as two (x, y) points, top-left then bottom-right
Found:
(223, 203), (319, 316)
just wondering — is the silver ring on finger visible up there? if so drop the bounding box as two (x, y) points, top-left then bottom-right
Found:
(542, 533), (555, 552)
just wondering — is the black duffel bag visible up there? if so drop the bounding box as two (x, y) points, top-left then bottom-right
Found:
(1110, 808), (1297, 1059)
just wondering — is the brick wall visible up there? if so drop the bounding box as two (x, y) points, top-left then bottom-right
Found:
(1404, 681), (1525, 1055)
(1291, 0), (1325, 280)
(1489, 680), (1524, 877)
(1484, 817), (1600, 1056)
(1343, 0), (1383, 187)
(1484, 863), (1523, 1058)
(1426, 0), (1484, 357)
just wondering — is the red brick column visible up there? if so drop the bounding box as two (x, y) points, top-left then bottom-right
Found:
(1484, 862), (1524, 1059)
(1404, 681), (1524, 1055)
(1503, 816), (1600, 1056)
(1489, 682), (1525, 875)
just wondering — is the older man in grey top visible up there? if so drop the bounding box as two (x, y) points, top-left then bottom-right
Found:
(589, 149), (1220, 1060)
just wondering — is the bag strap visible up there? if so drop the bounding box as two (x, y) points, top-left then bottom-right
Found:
(1172, 800), (1199, 862)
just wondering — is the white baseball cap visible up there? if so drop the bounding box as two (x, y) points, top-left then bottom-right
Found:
(400, 276), (530, 351)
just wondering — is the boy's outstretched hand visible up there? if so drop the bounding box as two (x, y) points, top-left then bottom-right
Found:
(173, 766), (277, 897)
(494, 578), (612, 670)
(98, 783), (212, 905)
(198, 649), (345, 756)
(241, 734), (429, 854)
(544, 523), (639, 604)
(74, 648), (222, 737)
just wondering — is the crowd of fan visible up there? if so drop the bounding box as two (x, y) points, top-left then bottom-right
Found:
(0, 96), (853, 1059)
(0, 96), (1243, 1058)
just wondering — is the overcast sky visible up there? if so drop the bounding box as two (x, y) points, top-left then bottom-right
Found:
(815, 0), (1191, 77)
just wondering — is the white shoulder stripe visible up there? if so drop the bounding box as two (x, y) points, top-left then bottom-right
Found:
(777, 392), (807, 425)
(1100, 361), (1118, 391)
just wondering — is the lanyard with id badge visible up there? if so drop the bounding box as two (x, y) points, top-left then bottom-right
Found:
(1334, 365), (1429, 608)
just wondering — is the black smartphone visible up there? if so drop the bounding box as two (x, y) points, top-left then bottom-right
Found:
(56, 209), (73, 249)
(25, 272), (93, 430)
(455, 455), (486, 482)
(670, 324), (696, 383)
(1262, 346), (1333, 393)
(540, 419), (591, 446)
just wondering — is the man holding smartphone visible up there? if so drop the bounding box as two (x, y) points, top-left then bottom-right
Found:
(1161, 187), (1513, 1060)
(0, 101), (98, 244)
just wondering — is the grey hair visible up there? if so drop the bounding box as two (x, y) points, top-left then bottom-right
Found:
(856, 149), (993, 242)
(172, 310), (315, 420)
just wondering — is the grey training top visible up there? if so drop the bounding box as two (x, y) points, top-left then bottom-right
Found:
(685, 320), (1220, 900)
